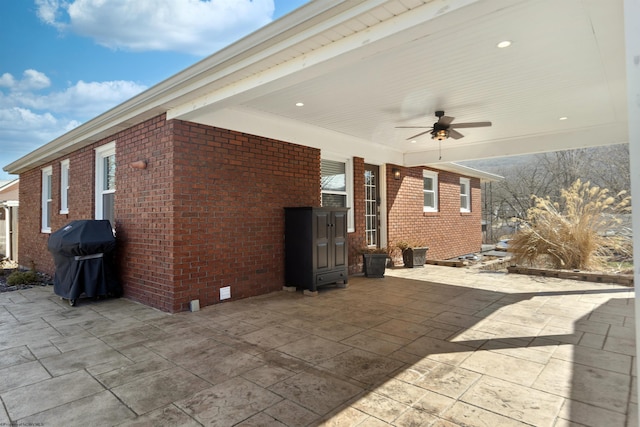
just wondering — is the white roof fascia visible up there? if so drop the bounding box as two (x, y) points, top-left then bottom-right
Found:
(0, 179), (19, 193)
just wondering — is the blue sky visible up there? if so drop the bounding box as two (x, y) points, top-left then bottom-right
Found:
(0, 0), (310, 180)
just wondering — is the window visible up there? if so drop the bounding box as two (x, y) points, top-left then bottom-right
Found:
(41, 166), (53, 233)
(423, 170), (438, 212)
(95, 142), (116, 228)
(460, 177), (471, 212)
(321, 158), (354, 232)
(60, 159), (69, 214)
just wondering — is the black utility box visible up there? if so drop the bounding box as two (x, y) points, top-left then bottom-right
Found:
(48, 220), (120, 306)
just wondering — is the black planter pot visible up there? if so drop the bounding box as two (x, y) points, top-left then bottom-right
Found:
(362, 253), (388, 278)
(402, 247), (429, 268)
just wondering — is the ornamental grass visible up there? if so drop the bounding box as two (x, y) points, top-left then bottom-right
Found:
(510, 179), (631, 270)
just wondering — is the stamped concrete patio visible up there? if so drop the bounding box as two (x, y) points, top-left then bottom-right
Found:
(0, 265), (636, 426)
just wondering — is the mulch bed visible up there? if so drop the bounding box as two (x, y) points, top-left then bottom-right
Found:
(0, 261), (52, 292)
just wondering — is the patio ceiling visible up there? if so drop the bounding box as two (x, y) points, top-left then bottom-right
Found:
(4, 0), (628, 173)
(169, 0), (627, 167)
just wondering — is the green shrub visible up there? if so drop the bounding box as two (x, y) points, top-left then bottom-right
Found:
(6, 270), (40, 286)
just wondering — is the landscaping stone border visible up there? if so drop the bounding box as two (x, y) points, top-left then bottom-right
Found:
(507, 266), (634, 286)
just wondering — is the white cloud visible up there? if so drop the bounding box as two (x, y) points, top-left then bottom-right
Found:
(35, 0), (275, 56)
(0, 70), (146, 117)
(0, 73), (16, 88)
(0, 107), (78, 173)
(35, 0), (65, 28)
(0, 69), (51, 91)
(0, 69), (147, 176)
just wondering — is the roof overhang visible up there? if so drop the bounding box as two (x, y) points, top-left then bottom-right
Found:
(0, 179), (19, 193)
(4, 0), (629, 175)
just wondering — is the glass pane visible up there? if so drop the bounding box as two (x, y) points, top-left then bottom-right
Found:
(46, 174), (52, 197)
(321, 193), (346, 208)
(321, 160), (345, 191)
(46, 200), (51, 227)
(460, 182), (467, 194)
(423, 177), (433, 191)
(424, 192), (434, 207)
(103, 193), (115, 227)
(104, 154), (116, 191)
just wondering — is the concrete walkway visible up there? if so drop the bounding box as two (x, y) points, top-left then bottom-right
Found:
(0, 265), (636, 426)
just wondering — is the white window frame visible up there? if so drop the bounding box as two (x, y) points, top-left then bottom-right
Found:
(423, 170), (438, 212)
(41, 166), (53, 233)
(60, 159), (70, 214)
(95, 142), (116, 224)
(460, 177), (471, 212)
(321, 155), (354, 232)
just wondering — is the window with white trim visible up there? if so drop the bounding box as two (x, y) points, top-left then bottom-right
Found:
(460, 177), (471, 212)
(423, 170), (438, 212)
(60, 159), (69, 214)
(95, 142), (116, 228)
(321, 158), (354, 232)
(41, 166), (53, 233)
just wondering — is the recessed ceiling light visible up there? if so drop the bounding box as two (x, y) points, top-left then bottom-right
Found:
(410, 140), (417, 144)
(295, 102), (304, 107)
(496, 40), (512, 48)
(559, 116), (568, 120)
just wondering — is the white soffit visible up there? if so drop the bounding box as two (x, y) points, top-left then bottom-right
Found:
(173, 0), (626, 164)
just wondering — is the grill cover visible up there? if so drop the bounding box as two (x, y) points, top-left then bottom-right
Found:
(48, 220), (120, 300)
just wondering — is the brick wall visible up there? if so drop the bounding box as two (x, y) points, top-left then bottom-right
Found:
(169, 120), (320, 311)
(18, 115), (320, 312)
(348, 157), (366, 273)
(114, 114), (176, 312)
(386, 164), (482, 261)
(18, 139), (103, 273)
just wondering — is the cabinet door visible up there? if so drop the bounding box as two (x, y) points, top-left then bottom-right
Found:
(332, 210), (347, 268)
(314, 210), (330, 270)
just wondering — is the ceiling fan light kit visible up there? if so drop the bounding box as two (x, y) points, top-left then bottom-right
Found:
(433, 129), (449, 140)
(397, 110), (492, 141)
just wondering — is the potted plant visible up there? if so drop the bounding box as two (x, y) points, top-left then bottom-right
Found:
(361, 247), (389, 278)
(396, 240), (429, 268)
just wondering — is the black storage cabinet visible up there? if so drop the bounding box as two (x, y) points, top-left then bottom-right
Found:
(284, 207), (349, 292)
(48, 220), (120, 306)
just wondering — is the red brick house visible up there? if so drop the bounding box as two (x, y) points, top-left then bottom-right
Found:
(5, 112), (498, 312)
(14, 0), (595, 313)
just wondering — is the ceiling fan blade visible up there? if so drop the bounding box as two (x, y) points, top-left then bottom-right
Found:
(395, 126), (431, 129)
(450, 121), (492, 129)
(448, 129), (465, 139)
(438, 116), (455, 126)
(406, 130), (433, 140)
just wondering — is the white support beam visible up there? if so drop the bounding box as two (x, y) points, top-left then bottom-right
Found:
(625, 2), (640, 423)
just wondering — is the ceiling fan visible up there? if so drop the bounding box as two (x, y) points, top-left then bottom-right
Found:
(397, 110), (492, 141)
